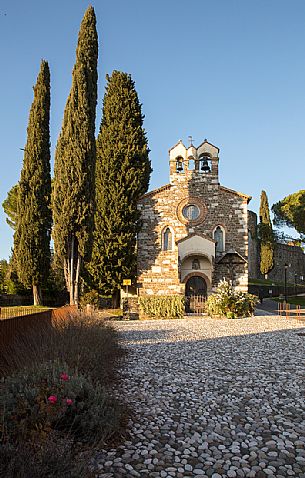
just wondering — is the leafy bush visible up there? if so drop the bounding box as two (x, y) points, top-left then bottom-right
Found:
(206, 280), (258, 318)
(139, 295), (185, 319)
(79, 289), (99, 309)
(0, 360), (121, 445)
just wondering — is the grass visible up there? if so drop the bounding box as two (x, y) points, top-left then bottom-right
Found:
(249, 278), (276, 285)
(0, 310), (126, 477)
(249, 277), (299, 287)
(272, 296), (305, 306)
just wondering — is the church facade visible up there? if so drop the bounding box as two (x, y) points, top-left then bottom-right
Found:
(136, 139), (251, 298)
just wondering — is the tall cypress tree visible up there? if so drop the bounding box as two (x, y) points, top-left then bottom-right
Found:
(14, 60), (52, 305)
(52, 6), (98, 305)
(88, 71), (151, 306)
(258, 190), (274, 277)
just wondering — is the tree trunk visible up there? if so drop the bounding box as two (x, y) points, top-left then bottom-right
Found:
(70, 235), (75, 305)
(64, 258), (70, 291)
(33, 284), (42, 306)
(74, 254), (81, 307)
(112, 289), (120, 308)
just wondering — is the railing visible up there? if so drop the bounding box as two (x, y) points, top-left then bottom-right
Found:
(278, 302), (305, 320)
(0, 305), (77, 353)
(0, 306), (49, 320)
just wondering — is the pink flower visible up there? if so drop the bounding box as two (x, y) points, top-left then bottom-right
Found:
(66, 398), (73, 406)
(48, 395), (58, 404)
(60, 372), (69, 381)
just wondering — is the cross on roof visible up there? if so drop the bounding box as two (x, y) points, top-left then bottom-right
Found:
(188, 135), (194, 146)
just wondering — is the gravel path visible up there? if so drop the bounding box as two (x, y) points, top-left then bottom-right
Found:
(94, 316), (305, 478)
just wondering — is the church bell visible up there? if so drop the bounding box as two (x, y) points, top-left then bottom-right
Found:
(176, 159), (183, 172)
(200, 155), (211, 172)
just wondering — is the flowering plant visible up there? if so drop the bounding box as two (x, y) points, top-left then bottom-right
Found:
(48, 395), (58, 404)
(207, 280), (258, 318)
(0, 360), (112, 444)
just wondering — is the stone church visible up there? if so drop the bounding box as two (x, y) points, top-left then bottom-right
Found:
(136, 138), (251, 298)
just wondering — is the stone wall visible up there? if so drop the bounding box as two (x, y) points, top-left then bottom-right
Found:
(248, 210), (305, 284)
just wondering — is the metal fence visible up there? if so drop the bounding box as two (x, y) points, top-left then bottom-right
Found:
(0, 293), (69, 308)
(0, 306), (49, 320)
(0, 306), (77, 365)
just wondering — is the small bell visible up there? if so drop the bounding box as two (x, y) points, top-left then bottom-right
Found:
(200, 155), (211, 172)
(176, 159), (183, 172)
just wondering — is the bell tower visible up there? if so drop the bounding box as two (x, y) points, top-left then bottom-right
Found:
(169, 138), (219, 185)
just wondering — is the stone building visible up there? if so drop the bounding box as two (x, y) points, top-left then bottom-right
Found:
(136, 138), (251, 298)
(248, 211), (305, 284)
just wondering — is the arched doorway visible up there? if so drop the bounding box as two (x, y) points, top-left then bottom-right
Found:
(185, 275), (207, 313)
(185, 275), (207, 297)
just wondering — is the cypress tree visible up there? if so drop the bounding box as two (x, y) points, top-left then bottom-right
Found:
(258, 190), (274, 277)
(52, 6), (98, 305)
(88, 71), (151, 306)
(13, 60), (52, 305)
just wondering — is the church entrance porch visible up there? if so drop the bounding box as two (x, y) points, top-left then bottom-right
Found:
(185, 275), (207, 314)
(185, 275), (207, 296)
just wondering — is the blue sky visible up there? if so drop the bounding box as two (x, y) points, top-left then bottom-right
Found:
(1, 0), (305, 259)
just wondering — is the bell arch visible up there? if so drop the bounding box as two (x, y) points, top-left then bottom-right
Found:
(175, 155), (184, 173)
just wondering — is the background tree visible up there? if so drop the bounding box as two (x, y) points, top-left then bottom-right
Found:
(258, 190), (274, 277)
(13, 60), (52, 305)
(0, 259), (9, 293)
(272, 190), (305, 242)
(2, 184), (19, 230)
(0, 256), (29, 295)
(87, 70), (151, 306)
(52, 6), (98, 305)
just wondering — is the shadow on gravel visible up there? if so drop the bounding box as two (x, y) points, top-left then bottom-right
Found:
(119, 328), (173, 343)
(118, 324), (305, 355)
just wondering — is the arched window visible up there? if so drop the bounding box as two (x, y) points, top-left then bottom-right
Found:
(163, 227), (173, 251)
(214, 226), (224, 253)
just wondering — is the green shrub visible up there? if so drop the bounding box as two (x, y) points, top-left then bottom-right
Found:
(206, 280), (258, 318)
(79, 289), (99, 309)
(138, 295), (185, 319)
(0, 360), (121, 445)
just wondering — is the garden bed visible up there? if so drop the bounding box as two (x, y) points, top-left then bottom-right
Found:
(0, 310), (126, 478)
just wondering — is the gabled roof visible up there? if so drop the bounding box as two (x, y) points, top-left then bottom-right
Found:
(140, 183), (171, 199)
(168, 139), (186, 153)
(216, 249), (247, 264)
(177, 232), (216, 245)
(219, 185), (252, 203)
(197, 139), (220, 152)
